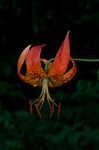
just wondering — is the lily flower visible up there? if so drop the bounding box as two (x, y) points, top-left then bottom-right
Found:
(17, 31), (77, 118)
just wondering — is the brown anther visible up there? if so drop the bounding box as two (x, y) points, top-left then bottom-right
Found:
(35, 100), (42, 118)
(57, 102), (61, 117)
(50, 99), (55, 118)
(29, 99), (33, 115)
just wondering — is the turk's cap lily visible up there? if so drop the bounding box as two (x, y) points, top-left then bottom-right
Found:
(17, 31), (77, 88)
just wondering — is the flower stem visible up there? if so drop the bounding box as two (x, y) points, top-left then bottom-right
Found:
(74, 58), (99, 62)
(44, 58), (99, 72)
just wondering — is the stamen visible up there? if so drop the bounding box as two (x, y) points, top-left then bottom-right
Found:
(57, 103), (61, 117)
(50, 99), (55, 118)
(29, 99), (33, 115)
(35, 100), (42, 118)
(31, 78), (61, 118)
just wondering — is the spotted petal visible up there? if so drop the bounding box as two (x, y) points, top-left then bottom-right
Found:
(17, 44), (47, 87)
(63, 57), (77, 83)
(26, 44), (46, 74)
(48, 57), (77, 87)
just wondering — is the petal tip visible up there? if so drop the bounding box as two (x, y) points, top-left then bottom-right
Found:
(66, 30), (70, 37)
(41, 44), (46, 48)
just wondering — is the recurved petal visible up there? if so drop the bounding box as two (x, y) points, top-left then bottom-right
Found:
(63, 57), (77, 83)
(17, 44), (47, 87)
(25, 44), (47, 87)
(17, 45), (31, 81)
(26, 44), (46, 75)
(48, 57), (77, 88)
(48, 31), (70, 76)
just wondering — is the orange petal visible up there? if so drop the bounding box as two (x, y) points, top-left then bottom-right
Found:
(48, 31), (70, 76)
(26, 44), (46, 74)
(48, 57), (77, 88)
(63, 57), (77, 83)
(17, 45), (31, 81)
(17, 44), (47, 87)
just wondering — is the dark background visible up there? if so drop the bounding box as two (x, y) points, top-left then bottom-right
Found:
(0, 0), (99, 150)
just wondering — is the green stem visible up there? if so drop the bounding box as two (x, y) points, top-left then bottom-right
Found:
(44, 57), (99, 72)
(74, 58), (99, 62)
